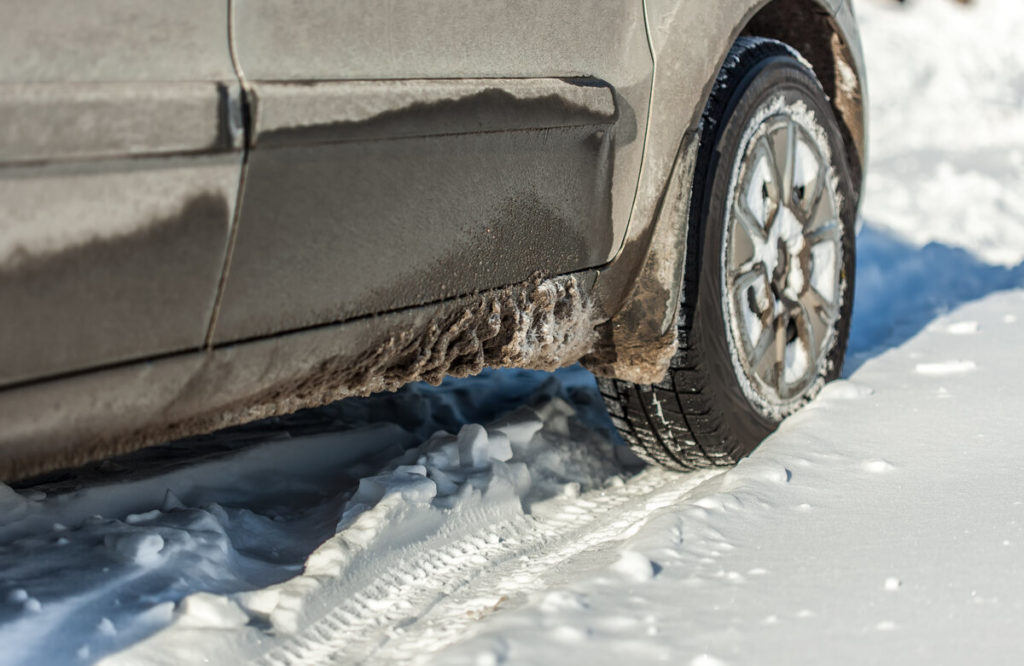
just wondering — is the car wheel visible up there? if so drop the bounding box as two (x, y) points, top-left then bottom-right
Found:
(598, 37), (857, 470)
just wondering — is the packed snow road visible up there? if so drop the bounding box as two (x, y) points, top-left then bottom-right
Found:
(3, 0), (1024, 664)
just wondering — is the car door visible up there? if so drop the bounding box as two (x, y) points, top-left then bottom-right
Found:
(0, 1), (244, 387)
(212, 0), (652, 344)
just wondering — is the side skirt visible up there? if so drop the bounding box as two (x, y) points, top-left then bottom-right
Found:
(0, 270), (599, 482)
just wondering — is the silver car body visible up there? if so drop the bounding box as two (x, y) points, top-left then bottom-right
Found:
(0, 0), (866, 479)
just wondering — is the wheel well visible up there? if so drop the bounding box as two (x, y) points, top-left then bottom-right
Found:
(583, 0), (867, 386)
(740, 0), (865, 196)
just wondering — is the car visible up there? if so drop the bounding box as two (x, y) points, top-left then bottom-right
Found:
(0, 0), (866, 480)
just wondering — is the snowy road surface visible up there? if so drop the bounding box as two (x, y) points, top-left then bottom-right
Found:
(3, 0), (1024, 664)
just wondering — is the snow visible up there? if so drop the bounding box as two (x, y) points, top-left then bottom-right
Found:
(3, 0), (1024, 664)
(858, 0), (1024, 267)
(431, 290), (1024, 666)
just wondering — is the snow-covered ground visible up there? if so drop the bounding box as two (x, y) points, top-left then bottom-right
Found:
(3, 0), (1024, 664)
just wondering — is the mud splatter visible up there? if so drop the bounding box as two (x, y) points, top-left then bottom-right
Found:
(244, 274), (597, 409)
(3, 274), (597, 481)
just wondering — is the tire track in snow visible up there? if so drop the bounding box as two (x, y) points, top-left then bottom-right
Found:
(256, 467), (723, 666)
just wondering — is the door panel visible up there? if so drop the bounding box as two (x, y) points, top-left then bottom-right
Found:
(233, 0), (650, 251)
(0, 0), (235, 84)
(218, 1), (652, 342)
(215, 79), (616, 342)
(0, 1), (243, 386)
(232, 2), (649, 83)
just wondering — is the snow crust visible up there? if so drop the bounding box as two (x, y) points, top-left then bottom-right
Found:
(3, 1), (1024, 664)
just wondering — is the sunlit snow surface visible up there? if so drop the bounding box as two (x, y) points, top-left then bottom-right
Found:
(3, 1), (1024, 664)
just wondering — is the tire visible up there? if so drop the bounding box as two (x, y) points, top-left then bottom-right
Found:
(599, 37), (857, 470)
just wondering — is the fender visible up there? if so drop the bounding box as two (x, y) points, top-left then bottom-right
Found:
(583, 0), (866, 384)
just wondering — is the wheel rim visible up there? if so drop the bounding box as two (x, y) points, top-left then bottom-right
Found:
(723, 107), (842, 412)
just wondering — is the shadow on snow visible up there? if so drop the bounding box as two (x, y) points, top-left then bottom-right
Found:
(846, 222), (1024, 373)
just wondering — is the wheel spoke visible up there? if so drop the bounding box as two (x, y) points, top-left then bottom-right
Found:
(767, 121), (796, 207)
(801, 284), (837, 325)
(805, 161), (828, 220)
(733, 204), (767, 259)
(792, 133), (827, 218)
(751, 319), (778, 386)
(804, 232), (841, 305)
(793, 297), (820, 364)
(732, 265), (766, 302)
(731, 265), (773, 350)
(772, 310), (789, 393)
(740, 141), (778, 231)
(804, 177), (837, 232)
(805, 219), (841, 245)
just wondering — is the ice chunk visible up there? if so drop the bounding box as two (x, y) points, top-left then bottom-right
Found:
(946, 321), (979, 335)
(488, 408), (545, 450)
(395, 474), (438, 504)
(350, 468), (438, 510)
(821, 380), (875, 400)
(609, 550), (656, 582)
(429, 467), (460, 496)
(863, 459), (895, 474)
(125, 509), (162, 524)
(915, 360), (976, 376)
(487, 432), (513, 463)
(349, 476), (389, 507)
(457, 424), (491, 469)
(105, 532), (165, 566)
(176, 593), (249, 629)
(0, 484), (28, 523)
(161, 489), (186, 512)
(236, 587), (281, 616)
(97, 617), (117, 636)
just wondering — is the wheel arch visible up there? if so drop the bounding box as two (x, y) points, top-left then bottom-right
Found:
(583, 0), (866, 384)
(741, 0), (866, 196)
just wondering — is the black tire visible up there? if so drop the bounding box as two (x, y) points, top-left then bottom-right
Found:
(599, 37), (857, 470)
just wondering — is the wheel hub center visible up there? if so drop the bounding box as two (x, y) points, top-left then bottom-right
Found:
(765, 204), (806, 301)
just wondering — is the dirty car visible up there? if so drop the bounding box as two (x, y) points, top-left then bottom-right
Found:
(0, 0), (866, 479)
